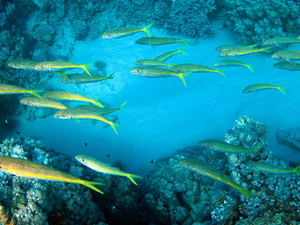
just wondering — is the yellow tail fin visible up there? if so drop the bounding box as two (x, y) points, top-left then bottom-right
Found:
(31, 90), (45, 99)
(82, 63), (94, 76)
(127, 174), (143, 185)
(82, 180), (105, 194)
(143, 23), (154, 37)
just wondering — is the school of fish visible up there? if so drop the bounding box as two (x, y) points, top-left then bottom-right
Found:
(4, 23), (300, 196)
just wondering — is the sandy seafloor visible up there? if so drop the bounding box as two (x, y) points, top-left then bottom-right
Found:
(2, 23), (300, 177)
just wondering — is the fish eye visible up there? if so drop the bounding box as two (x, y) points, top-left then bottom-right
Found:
(207, 144), (211, 146)
(136, 70), (140, 73)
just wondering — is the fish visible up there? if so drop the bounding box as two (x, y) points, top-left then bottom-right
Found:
(200, 139), (260, 153)
(7, 59), (39, 70)
(83, 143), (88, 147)
(129, 66), (192, 87)
(0, 83), (44, 99)
(219, 46), (273, 57)
(242, 83), (288, 94)
(53, 108), (119, 135)
(0, 156), (105, 194)
(271, 50), (300, 62)
(273, 61), (300, 70)
(214, 59), (255, 73)
(134, 59), (173, 67)
(154, 46), (187, 62)
(107, 154), (110, 158)
(246, 162), (300, 174)
(263, 36), (300, 46)
(135, 36), (192, 47)
(75, 101), (127, 115)
(75, 154), (143, 185)
(20, 97), (68, 109)
(34, 61), (94, 76)
(179, 158), (251, 197)
(58, 72), (114, 84)
(102, 23), (153, 38)
(171, 63), (226, 77)
(43, 91), (104, 108)
(215, 44), (247, 51)
(150, 159), (155, 163)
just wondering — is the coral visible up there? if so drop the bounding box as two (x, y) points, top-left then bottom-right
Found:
(222, 0), (300, 44)
(276, 129), (300, 150)
(165, 0), (215, 38)
(32, 23), (55, 44)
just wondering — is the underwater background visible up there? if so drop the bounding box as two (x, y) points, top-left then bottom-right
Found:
(0, 0), (300, 224)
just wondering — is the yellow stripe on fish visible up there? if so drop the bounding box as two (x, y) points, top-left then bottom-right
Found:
(20, 97), (68, 109)
(0, 83), (44, 99)
(271, 50), (300, 62)
(246, 162), (300, 174)
(171, 63), (226, 77)
(179, 158), (251, 197)
(129, 66), (192, 87)
(53, 108), (119, 135)
(34, 61), (94, 76)
(0, 156), (105, 194)
(242, 83), (288, 94)
(7, 59), (39, 70)
(220, 46), (273, 57)
(75, 101), (127, 115)
(200, 139), (260, 153)
(134, 59), (173, 67)
(273, 61), (300, 70)
(135, 37), (193, 47)
(154, 46), (187, 62)
(102, 23), (153, 38)
(58, 72), (114, 84)
(43, 91), (104, 108)
(214, 59), (255, 73)
(263, 36), (300, 46)
(75, 154), (142, 185)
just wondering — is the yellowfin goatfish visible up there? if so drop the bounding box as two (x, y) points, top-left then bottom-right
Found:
(7, 59), (38, 70)
(271, 50), (300, 62)
(154, 46), (187, 62)
(58, 72), (114, 84)
(54, 108), (119, 135)
(215, 44), (247, 51)
(102, 23), (153, 39)
(242, 83), (288, 94)
(179, 158), (251, 197)
(214, 59), (255, 73)
(171, 63), (226, 77)
(76, 101), (127, 115)
(134, 59), (173, 67)
(129, 66), (192, 87)
(263, 36), (300, 46)
(136, 37), (192, 47)
(43, 91), (104, 108)
(0, 156), (105, 194)
(273, 61), (300, 70)
(0, 83), (44, 99)
(220, 46), (273, 57)
(34, 61), (94, 76)
(246, 161), (300, 174)
(200, 139), (260, 153)
(20, 97), (68, 109)
(75, 154), (143, 185)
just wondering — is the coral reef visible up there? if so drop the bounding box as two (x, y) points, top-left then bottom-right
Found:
(277, 129), (300, 150)
(141, 116), (300, 224)
(222, 0), (300, 44)
(0, 137), (143, 224)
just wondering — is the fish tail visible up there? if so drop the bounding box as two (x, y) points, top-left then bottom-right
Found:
(143, 22), (154, 37)
(252, 142), (263, 152)
(217, 70), (227, 77)
(247, 43), (260, 48)
(182, 39), (193, 48)
(31, 90), (45, 99)
(240, 188), (251, 198)
(247, 65), (255, 73)
(293, 165), (300, 174)
(54, 71), (69, 79)
(278, 86), (289, 94)
(82, 63), (94, 76)
(82, 180), (105, 194)
(179, 72), (192, 87)
(178, 46), (187, 55)
(92, 99), (105, 108)
(126, 174), (143, 185)
(262, 46), (274, 53)
(109, 122), (119, 135)
(117, 101), (128, 110)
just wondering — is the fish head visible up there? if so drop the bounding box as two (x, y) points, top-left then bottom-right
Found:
(129, 67), (142, 75)
(20, 98), (33, 105)
(102, 32), (117, 39)
(242, 88), (254, 93)
(219, 51), (232, 57)
(75, 154), (89, 165)
(53, 111), (72, 119)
